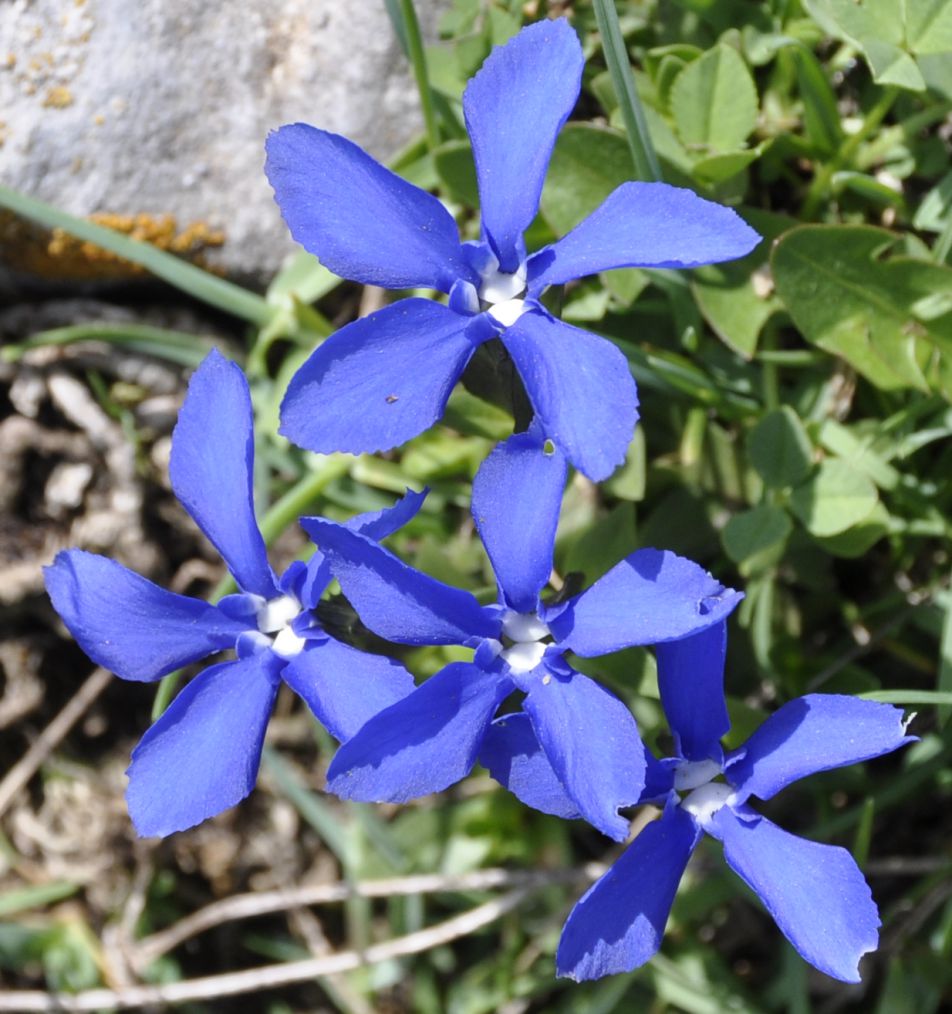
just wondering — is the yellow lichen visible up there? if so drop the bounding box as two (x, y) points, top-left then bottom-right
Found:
(4, 53), (16, 70)
(43, 85), (74, 108)
(1, 210), (226, 280)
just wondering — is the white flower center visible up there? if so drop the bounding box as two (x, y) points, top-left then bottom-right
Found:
(680, 782), (734, 825)
(479, 260), (528, 327)
(499, 611), (551, 673)
(487, 297), (527, 327)
(256, 594), (305, 659)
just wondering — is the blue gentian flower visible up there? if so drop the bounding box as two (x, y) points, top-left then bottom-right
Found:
(492, 623), (915, 982)
(265, 17), (761, 482)
(44, 350), (421, 837)
(301, 430), (742, 841)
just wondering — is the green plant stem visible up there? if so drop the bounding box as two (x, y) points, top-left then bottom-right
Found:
(592, 0), (661, 182)
(399, 0), (440, 153)
(801, 86), (899, 220)
(3, 322), (219, 368)
(933, 212), (952, 265)
(151, 457), (352, 719)
(0, 185), (272, 326)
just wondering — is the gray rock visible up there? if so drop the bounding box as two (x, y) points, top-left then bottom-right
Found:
(0, 0), (442, 285)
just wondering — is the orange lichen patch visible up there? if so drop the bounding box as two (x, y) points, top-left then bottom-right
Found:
(43, 86), (74, 108)
(0, 210), (226, 280)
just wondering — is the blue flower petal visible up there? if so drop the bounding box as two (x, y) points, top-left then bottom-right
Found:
(656, 621), (729, 763)
(550, 549), (742, 657)
(297, 488), (427, 610)
(126, 652), (282, 836)
(528, 182), (761, 291)
(478, 713), (581, 819)
(500, 309), (639, 481)
(709, 805), (879, 983)
(281, 637), (416, 742)
(471, 430), (566, 612)
(169, 350), (278, 598)
(726, 694), (915, 805)
(300, 518), (498, 645)
(463, 18), (583, 272)
(348, 487), (428, 541)
(557, 806), (700, 980)
(265, 124), (472, 291)
(280, 299), (483, 456)
(523, 667), (645, 841)
(44, 550), (248, 682)
(326, 662), (511, 801)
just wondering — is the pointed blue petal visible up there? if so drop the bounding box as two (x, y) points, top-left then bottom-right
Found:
(44, 550), (247, 682)
(169, 350), (278, 598)
(549, 549), (742, 657)
(479, 713), (581, 819)
(657, 621), (729, 763)
(726, 694), (915, 804)
(299, 518), (498, 645)
(528, 182), (761, 290)
(126, 653), (281, 836)
(464, 19), (583, 271)
(501, 310), (638, 481)
(326, 662), (511, 802)
(265, 124), (472, 291)
(281, 637), (416, 742)
(471, 431), (566, 612)
(280, 299), (480, 456)
(710, 805), (879, 983)
(557, 806), (700, 980)
(523, 667), (645, 841)
(348, 487), (428, 541)
(297, 488), (428, 610)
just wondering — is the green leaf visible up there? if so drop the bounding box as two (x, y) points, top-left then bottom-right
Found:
(0, 881), (80, 919)
(691, 207), (790, 359)
(670, 44), (758, 153)
(772, 225), (952, 397)
(859, 689), (952, 705)
(912, 169), (952, 232)
(433, 139), (479, 207)
(540, 124), (632, 234)
(811, 500), (891, 556)
(691, 147), (762, 185)
(722, 504), (793, 574)
(266, 250), (340, 307)
(791, 45), (844, 156)
(788, 459), (879, 536)
(747, 407), (814, 488)
(904, 0), (952, 53)
(602, 426), (646, 501)
(864, 39), (926, 90)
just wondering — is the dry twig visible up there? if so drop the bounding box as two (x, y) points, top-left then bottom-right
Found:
(0, 886), (536, 1011)
(0, 666), (112, 820)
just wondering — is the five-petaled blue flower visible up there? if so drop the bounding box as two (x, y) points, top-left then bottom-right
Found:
(44, 350), (421, 837)
(265, 17), (761, 482)
(302, 429), (742, 840)
(490, 622), (914, 982)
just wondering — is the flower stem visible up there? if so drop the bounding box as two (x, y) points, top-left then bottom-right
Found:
(398, 0), (441, 153)
(592, 0), (661, 182)
(151, 456), (352, 719)
(801, 85), (899, 220)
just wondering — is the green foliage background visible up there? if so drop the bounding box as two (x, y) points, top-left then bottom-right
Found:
(3, 0), (952, 1010)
